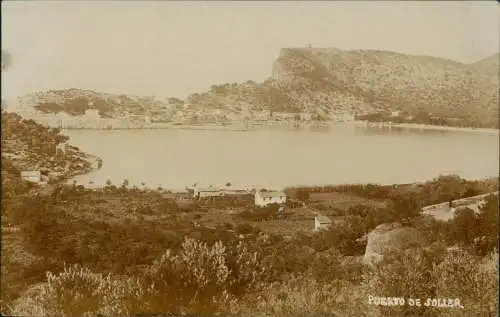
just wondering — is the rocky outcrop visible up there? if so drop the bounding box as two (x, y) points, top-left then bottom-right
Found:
(271, 48), (499, 127)
(363, 222), (426, 265)
(1, 111), (97, 181)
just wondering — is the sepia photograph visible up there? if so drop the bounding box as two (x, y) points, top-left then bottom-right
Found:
(1, 1), (499, 316)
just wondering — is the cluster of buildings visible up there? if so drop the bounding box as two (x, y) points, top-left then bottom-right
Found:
(21, 171), (334, 232)
(18, 108), (158, 130)
(13, 94), (361, 129)
(187, 184), (288, 207)
(187, 184), (287, 206)
(191, 185), (249, 198)
(187, 183), (333, 231)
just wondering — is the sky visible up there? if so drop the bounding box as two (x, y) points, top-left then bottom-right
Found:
(2, 1), (499, 103)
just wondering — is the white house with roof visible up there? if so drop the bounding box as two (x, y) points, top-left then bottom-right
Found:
(20, 171), (42, 183)
(192, 185), (224, 199)
(254, 190), (287, 207)
(314, 215), (332, 231)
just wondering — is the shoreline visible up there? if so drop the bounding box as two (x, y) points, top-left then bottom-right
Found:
(360, 121), (500, 135)
(58, 121), (499, 135)
(54, 154), (103, 185)
(66, 173), (500, 194)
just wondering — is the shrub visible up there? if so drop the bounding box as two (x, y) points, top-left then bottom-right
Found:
(235, 223), (256, 235)
(9, 264), (148, 317)
(431, 249), (499, 317)
(363, 246), (445, 317)
(308, 248), (343, 282)
(142, 237), (267, 315)
(225, 240), (267, 296)
(229, 274), (373, 317)
(239, 204), (280, 221)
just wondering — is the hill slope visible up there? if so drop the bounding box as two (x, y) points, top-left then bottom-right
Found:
(1, 111), (97, 182)
(14, 49), (500, 128)
(471, 53), (499, 77)
(271, 48), (499, 126)
(16, 89), (168, 118)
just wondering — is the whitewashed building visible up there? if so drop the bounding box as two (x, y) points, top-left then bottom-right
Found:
(254, 190), (287, 207)
(193, 187), (224, 199)
(20, 171), (42, 183)
(254, 110), (271, 121)
(272, 112), (296, 121)
(299, 112), (312, 121)
(314, 215), (332, 231)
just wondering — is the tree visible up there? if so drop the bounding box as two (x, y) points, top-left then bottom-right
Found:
(432, 175), (466, 203)
(449, 207), (478, 246)
(1, 50), (12, 71)
(295, 188), (310, 203)
(390, 192), (420, 221)
(121, 179), (129, 188)
(474, 195), (499, 255)
(415, 111), (431, 124)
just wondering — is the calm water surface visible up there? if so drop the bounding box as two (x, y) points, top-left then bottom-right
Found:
(65, 126), (499, 190)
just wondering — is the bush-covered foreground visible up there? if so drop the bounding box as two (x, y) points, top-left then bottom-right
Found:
(7, 239), (499, 317)
(2, 174), (499, 316)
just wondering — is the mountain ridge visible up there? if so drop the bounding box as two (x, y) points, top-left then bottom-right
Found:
(13, 48), (500, 128)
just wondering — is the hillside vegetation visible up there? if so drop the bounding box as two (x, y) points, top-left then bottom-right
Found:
(2, 174), (498, 316)
(1, 111), (95, 182)
(14, 48), (500, 128)
(18, 89), (164, 118)
(271, 48), (499, 126)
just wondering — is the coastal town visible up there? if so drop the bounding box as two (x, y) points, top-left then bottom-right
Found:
(13, 90), (356, 130)
(10, 88), (498, 133)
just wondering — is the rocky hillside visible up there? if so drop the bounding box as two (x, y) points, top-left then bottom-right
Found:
(1, 111), (97, 182)
(471, 53), (499, 77)
(16, 89), (171, 119)
(14, 48), (499, 127)
(271, 48), (499, 126)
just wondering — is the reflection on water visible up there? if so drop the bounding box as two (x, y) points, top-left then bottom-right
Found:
(65, 126), (499, 190)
